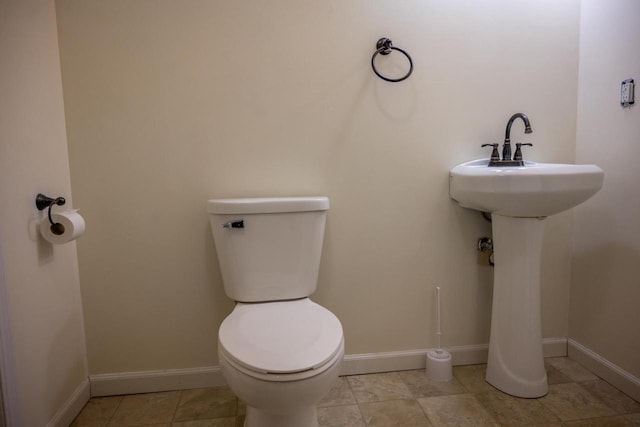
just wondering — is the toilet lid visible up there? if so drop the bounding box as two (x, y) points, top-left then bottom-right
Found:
(219, 298), (343, 374)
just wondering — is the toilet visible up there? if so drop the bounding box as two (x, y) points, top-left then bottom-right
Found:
(207, 196), (344, 427)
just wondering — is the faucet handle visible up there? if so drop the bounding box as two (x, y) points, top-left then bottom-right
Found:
(481, 143), (500, 162)
(513, 143), (533, 161)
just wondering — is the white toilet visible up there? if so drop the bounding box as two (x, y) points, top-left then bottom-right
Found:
(207, 196), (344, 427)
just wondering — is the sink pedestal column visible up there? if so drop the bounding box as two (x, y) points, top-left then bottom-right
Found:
(486, 214), (548, 398)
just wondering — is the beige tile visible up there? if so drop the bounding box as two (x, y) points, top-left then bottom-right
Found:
(474, 389), (560, 426)
(418, 393), (499, 426)
(359, 399), (432, 426)
(317, 404), (365, 427)
(398, 369), (466, 398)
(172, 418), (236, 427)
(71, 396), (123, 426)
(545, 363), (573, 385)
(108, 391), (180, 426)
(173, 387), (237, 421)
(69, 365), (640, 427)
(347, 372), (413, 403)
(539, 383), (615, 421)
(237, 400), (246, 416)
(452, 364), (495, 393)
(625, 413), (640, 426)
(564, 415), (634, 426)
(578, 380), (640, 414)
(545, 357), (599, 382)
(318, 377), (357, 407)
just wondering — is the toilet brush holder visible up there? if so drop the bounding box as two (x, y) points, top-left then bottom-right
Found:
(426, 349), (452, 382)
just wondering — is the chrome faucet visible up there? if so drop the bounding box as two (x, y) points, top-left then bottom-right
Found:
(483, 113), (533, 167)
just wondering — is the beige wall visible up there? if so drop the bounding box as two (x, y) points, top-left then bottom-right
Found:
(55, 0), (581, 374)
(571, 0), (640, 378)
(0, 0), (88, 424)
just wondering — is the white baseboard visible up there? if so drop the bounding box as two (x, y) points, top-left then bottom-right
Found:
(47, 379), (90, 427)
(65, 339), (640, 412)
(340, 337), (567, 376)
(90, 366), (225, 397)
(88, 338), (568, 397)
(568, 338), (640, 402)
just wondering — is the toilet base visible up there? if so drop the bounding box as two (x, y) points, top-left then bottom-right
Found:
(245, 406), (318, 427)
(220, 340), (344, 427)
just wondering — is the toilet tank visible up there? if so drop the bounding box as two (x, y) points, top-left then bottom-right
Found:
(207, 197), (329, 302)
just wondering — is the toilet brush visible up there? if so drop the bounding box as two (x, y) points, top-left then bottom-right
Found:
(426, 286), (453, 381)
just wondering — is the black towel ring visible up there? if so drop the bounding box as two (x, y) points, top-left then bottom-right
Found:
(371, 38), (413, 83)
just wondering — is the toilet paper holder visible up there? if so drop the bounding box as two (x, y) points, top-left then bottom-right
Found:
(35, 193), (66, 225)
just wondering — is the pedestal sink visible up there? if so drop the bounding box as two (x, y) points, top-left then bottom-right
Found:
(449, 158), (604, 397)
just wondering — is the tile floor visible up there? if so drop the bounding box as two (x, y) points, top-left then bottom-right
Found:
(71, 357), (640, 426)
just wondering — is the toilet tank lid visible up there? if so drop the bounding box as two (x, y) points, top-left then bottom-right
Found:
(207, 196), (329, 214)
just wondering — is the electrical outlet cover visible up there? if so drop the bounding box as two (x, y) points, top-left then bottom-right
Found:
(621, 79), (635, 107)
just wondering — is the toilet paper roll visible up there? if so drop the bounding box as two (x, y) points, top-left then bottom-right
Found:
(40, 209), (86, 244)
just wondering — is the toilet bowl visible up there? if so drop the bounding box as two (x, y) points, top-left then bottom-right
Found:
(207, 197), (344, 427)
(219, 299), (343, 427)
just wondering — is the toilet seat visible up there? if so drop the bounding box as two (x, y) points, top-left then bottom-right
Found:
(219, 298), (343, 378)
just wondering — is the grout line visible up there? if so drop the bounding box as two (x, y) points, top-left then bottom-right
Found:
(346, 375), (365, 426)
(414, 395), (433, 426)
(106, 395), (124, 426)
(343, 374), (369, 426)
(170, 389), (183, 423)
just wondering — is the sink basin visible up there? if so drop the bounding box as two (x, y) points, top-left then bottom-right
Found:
(449, 158), (604, 217)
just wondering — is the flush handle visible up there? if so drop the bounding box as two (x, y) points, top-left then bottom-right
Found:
(221, 220), (244, 229)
